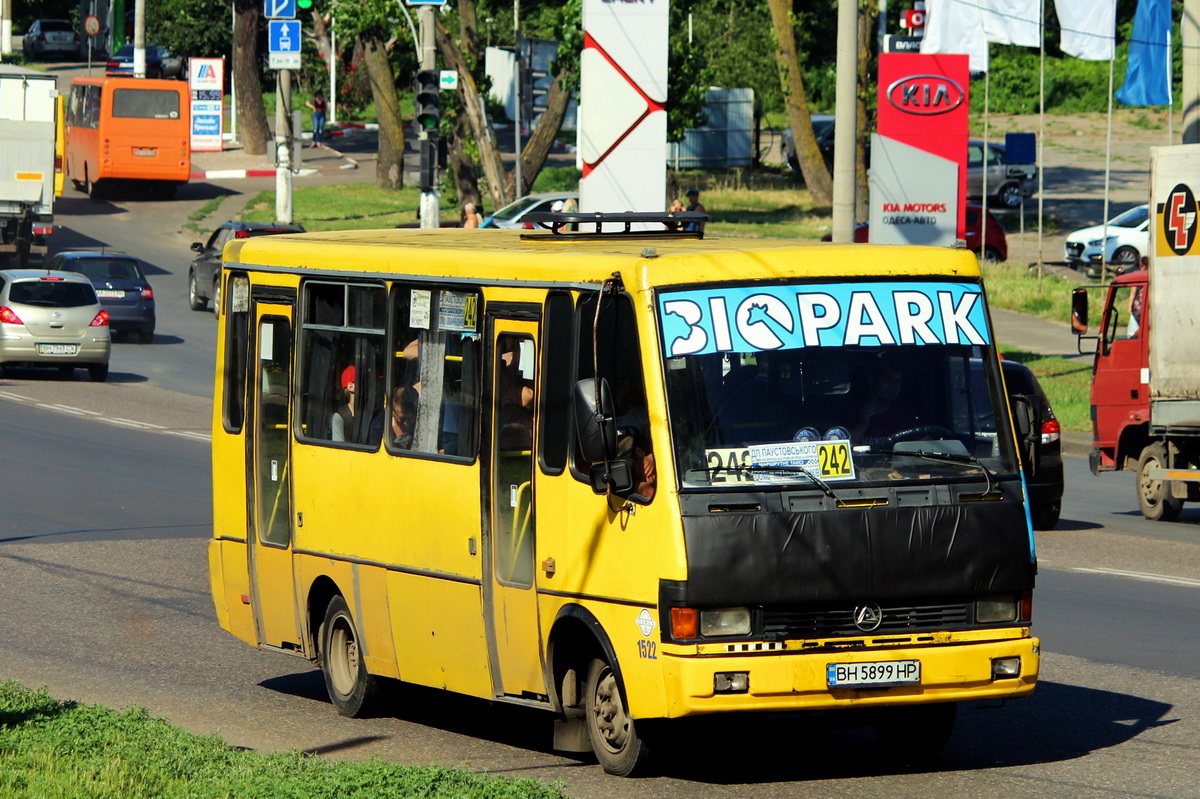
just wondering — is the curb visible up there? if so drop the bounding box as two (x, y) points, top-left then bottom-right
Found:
(189, 145), (359, 181)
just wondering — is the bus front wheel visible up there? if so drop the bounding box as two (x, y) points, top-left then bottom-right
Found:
(320, 595), (380, 717)
(584, 657), (651, 776)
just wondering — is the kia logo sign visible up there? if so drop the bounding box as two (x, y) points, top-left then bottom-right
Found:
(885, 74), (965, 115)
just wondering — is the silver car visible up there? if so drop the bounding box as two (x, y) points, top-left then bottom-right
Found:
(0, 269), (111, 381)
(966, 140), (1036, 209)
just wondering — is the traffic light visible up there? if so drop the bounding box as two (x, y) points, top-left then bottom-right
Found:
(415, 70), (441, 134)
(297, 0), (313, 9)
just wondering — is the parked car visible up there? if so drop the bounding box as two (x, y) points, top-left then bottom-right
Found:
(967, 140), (1036, 209)
(821, 203), (1008, 262)
(0, 269), (111, 381)
(189, 221), (306, 315)
(23, 19), (80, 61)
(479, 192), (579, 229)
(782, 115), (836, 173)
(1063, 203), (1149, 277)
(45, 250), (156, 343)
(105, 45), (182, 79)
(1000, 359), (1064, 530)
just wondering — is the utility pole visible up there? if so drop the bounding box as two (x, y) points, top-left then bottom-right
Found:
(276, 69), (294, 222)
(831, 0), (858, 241)
(1184, 0), (1200, 143)
(1, 0), (12, 56)
(513, 0), (523, 198)
(133, 0), (145, 78)
(417, 5), (439, 228)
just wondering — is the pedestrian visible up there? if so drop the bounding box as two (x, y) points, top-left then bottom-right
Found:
(462, 202), (483, 228)
(685, 187), (706, 232)
(668, 198), (683, 213)
(306, 91), (328, 148)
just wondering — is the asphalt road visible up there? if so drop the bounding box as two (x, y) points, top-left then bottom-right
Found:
(2, 66), (1199, 795)
(1, 398), (1199, 798)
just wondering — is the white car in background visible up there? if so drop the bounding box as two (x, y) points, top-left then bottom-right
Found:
(1064, 204), (1149, 277)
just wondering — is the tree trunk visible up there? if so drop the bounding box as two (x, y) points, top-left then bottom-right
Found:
(360, 33), (404, 190)
(512, 68), (574, 197)
(855, 0), (873, 223)
(448, 115), (482, 213)
(310, 9), (332, 94)
(233, 0), (270, 156)
(436, 19), (508, 210)
(767, 0), (832, 206)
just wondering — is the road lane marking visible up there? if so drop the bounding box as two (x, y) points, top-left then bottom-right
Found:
(2, 391), (211, 442)
(1072, 567), (1200, 589)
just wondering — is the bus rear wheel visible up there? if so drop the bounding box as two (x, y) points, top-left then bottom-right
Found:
(584, 657), (651, 776)
(320, 595), (379, 717)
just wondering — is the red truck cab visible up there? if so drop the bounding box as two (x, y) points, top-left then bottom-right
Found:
(1081, 269), (1151, 474)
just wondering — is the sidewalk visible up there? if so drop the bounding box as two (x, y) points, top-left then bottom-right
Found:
(189, 130), (369, 180)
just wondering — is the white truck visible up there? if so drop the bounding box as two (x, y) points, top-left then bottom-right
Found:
(1072, 143), (1200, 520)
(0, 64), (58, 265)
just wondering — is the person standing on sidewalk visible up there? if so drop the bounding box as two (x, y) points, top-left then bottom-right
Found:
(306, 91), (328, 148)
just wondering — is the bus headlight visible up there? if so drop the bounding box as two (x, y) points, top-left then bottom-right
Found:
(700, 607), (751, 637)
(976, 595), (1018, 623)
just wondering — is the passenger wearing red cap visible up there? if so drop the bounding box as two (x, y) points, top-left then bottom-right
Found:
(332, 365), (358, 442)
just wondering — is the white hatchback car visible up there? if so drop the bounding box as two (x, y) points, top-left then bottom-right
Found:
(1064, 204), (1149, 277)
(0, 270), (111, 381)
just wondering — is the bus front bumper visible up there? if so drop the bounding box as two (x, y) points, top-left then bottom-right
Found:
(658, 635), (1039, 717)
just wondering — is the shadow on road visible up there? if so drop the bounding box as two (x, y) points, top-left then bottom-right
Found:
(259, 671), (1172, 782)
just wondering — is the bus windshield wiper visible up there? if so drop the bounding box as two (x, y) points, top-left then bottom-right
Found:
(869, 448), (999, 494)
(734, 463), (843, 502)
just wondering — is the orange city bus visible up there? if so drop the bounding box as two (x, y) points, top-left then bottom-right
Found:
(208, 214), (1041, 775)
(65, 76), (190, 198)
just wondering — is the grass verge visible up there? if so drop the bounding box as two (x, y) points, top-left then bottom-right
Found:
(238, 184), (457, 230)
(0, 680), (567, 799)
(998, 348), (1092, 433)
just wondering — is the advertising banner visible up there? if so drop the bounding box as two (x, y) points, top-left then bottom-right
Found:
(871, 53), (969, 245)
(189, 58), (225, 153)
(580, 0), (668, 219)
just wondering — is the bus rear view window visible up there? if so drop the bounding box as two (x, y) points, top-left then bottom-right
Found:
(112, 89), (180, 120)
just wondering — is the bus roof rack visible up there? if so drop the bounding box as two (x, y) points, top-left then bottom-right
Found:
(519, 211), (708, 240)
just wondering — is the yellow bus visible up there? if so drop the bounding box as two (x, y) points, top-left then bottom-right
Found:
(208, 214), (1040, 775)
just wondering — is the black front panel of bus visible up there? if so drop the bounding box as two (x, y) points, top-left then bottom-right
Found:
(677, 496), (1034, 607)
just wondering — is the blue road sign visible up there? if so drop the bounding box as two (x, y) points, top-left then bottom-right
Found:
(265, 0), (296, 19)
(268, 20), (301, 53)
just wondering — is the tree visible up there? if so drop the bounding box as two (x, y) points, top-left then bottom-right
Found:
(767, 0), (832, 205)
(436, 0), (582, 211)
(233, 0), (271, 156)
(335, 0), (410, 190)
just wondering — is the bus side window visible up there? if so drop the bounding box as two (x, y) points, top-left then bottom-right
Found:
(573, 292), (656, 501)
(298, 281), (387, 447)
(387, 285), (481, 459)
(222, 273), (251, 432)
(540, 291), (574, 475)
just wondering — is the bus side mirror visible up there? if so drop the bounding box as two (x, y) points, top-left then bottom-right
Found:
(1010, 394), (1040, 476)
(574, 377), (617, 463)
(573, 378), (634, 495)
(1071, 287), (1089, 334)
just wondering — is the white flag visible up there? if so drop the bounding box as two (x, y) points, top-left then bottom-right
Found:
(921, 0), (989, 73)
(981, 0), (1041, 48)
(1056, 0), (1116, 60)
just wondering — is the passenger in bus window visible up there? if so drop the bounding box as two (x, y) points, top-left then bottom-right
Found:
(331, 365), (359, 442)
(497, 336), (534, 450)
(389, 385), (417, 450)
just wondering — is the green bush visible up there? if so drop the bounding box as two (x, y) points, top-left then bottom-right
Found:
(531, 166), (581, 193)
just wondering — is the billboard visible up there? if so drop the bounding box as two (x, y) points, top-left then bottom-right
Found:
(189, 58), (225, 153)
(870, 53), (969, 246)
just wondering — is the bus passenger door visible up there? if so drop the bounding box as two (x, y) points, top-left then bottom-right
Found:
(248, 303), (301, 650)
(485, 317), (545, 699)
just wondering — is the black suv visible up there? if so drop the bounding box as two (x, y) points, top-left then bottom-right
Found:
(188, 221), (305, 315)
(1002, 360), (1064, 530)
